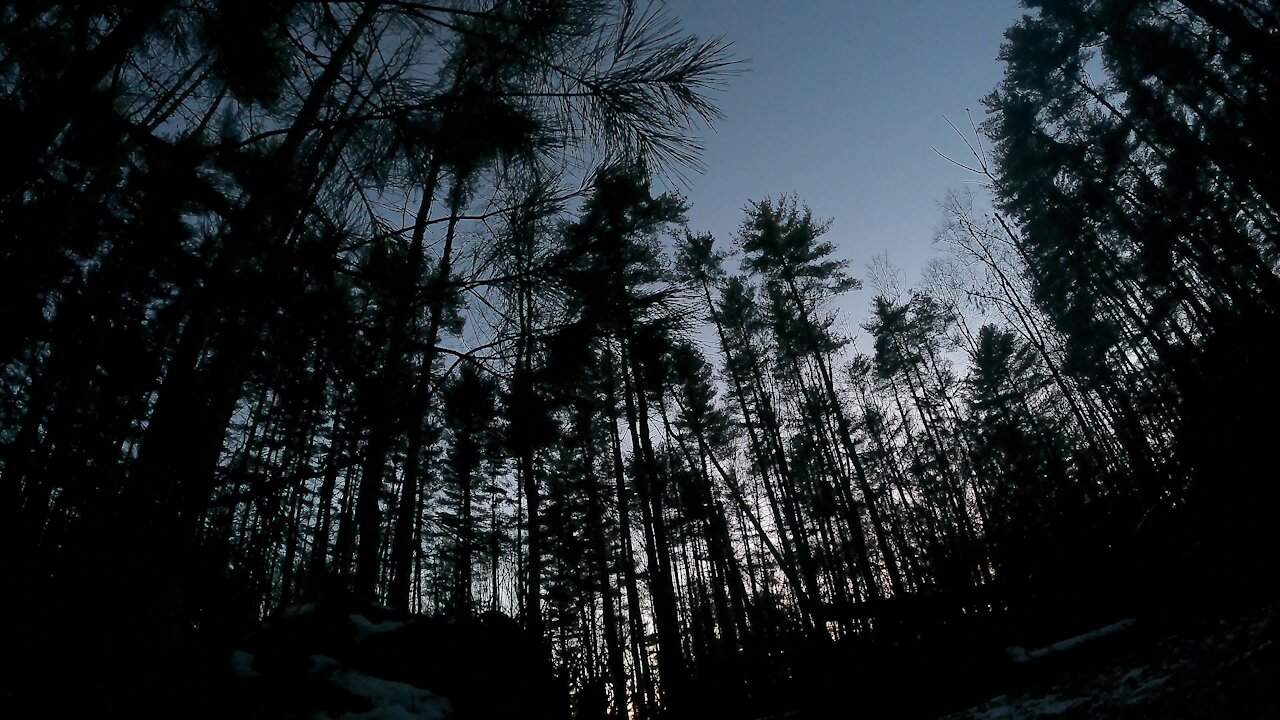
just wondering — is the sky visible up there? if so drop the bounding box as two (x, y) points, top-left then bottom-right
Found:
(657, 0), (1027, 331)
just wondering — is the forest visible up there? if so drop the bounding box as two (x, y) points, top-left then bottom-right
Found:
(2, 1), (1278, 718)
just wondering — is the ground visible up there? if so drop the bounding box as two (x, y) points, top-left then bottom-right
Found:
(942, 603), (1280, 719)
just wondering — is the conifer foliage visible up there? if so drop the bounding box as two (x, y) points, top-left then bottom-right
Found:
(3, 1), (1277, 718)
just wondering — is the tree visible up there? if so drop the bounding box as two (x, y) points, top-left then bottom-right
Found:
(2, 2), (734, 713)
(438, 363), (503, 617)
(740, 196), (901, 601)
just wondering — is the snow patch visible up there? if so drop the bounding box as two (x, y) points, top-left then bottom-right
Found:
(967, 694), (1085, 719)
(283, 602), (318, 617)
(1131, 674), (1168, 696)
(1118, 665), (1147, 684)
(312, 655), (343, 673)
(328, 669), (451, 720)
(230, 650), (261, 678)
(350, 614), (406, 639)
(307, 654), (450, 720)
(1029, 696), (1085, 715)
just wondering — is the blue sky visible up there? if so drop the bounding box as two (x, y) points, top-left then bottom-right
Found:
(658, 0), (1026, 328)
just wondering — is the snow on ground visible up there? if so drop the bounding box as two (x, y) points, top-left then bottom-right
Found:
(950, 663), (1169, 720)
(964, 694), (1085, 719)
(944, 605), (1278, 719)
(229, 650), (261, 679)
(226, 643), (450, 718)
(325, 669), (451, 720)
(310, 655), (452, 720)
(349, 613), (406, 640)
(283, 602), (318, 617)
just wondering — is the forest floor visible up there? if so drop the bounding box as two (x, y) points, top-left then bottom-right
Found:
(938, 602), (1280, 719)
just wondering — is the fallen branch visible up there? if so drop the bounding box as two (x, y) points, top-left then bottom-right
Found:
(1007, 619), (1137, 663)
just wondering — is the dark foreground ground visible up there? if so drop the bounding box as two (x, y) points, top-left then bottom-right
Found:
(5, 560), (1276, 719)
(933, 603), (1280, 720)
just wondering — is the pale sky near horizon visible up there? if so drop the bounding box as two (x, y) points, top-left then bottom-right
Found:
(658, 0), (1026, 334)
